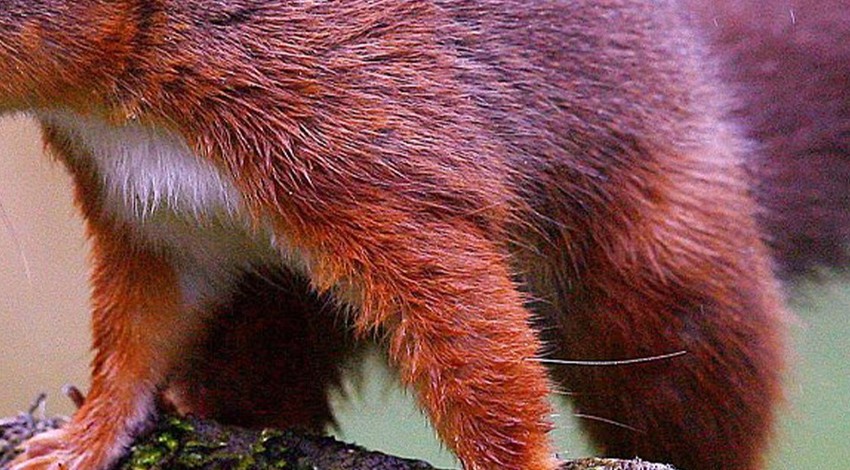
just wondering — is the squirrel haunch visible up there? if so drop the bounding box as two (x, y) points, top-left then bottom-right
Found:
(1, 1), (802, 469)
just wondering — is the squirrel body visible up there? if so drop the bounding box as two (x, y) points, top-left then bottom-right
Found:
(0, 1), (802, 469)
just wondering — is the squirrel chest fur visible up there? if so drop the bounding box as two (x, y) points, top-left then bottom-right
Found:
(39, 110), (287, 309)
(1, 2), (795, 470)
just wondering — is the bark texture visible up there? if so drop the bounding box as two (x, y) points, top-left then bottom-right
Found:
(1, 397), (675, 470)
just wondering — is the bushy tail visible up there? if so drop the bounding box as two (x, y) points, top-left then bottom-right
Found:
(689, 0), (850, 278)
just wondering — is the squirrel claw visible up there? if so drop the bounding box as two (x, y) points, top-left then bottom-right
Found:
(10, 429), (75, 470)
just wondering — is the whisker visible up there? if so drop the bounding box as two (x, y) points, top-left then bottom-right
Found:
(532, 350), (688, 367)
(0, 200), (33, 285)
(549, 384), (580, 397)
(573, 413), (646, 434)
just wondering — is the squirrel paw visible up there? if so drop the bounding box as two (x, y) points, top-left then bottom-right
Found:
(9, 453), (77, 470)
(10, 429), (89, 470)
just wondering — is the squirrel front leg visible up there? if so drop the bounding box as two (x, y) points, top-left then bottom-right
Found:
(281, 216), (557, 469)
(12, 224), (192, 470)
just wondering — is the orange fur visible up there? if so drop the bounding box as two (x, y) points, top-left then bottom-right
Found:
(0, 2), (796, 470)
(22, 215), (187, 468)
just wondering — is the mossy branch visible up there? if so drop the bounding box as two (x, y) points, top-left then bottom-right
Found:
(1, 396), (675, 470)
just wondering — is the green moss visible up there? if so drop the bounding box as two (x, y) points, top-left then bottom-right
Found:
(125, 418), (192, 469)
(118, 415), (300, 469)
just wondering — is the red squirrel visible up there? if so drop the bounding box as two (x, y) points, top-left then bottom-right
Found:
(0, 1), (798, 469)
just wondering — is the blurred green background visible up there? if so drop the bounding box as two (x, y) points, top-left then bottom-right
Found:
(1, 117), (848, 468)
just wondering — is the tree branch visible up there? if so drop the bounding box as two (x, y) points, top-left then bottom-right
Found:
(1, 396), (675, 469)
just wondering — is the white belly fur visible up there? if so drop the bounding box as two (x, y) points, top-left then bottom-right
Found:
(38, 110), (284, 310)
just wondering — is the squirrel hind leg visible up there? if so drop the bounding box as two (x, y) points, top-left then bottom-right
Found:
(546, 288), (784, 470)
(530, 184), (786, 470)
(163, 268), (357, 432)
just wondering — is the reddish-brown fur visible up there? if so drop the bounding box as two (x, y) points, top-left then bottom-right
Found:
(0, 1), (802, 469)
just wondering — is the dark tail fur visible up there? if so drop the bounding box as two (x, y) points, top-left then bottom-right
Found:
(689, 0), (850, 278)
